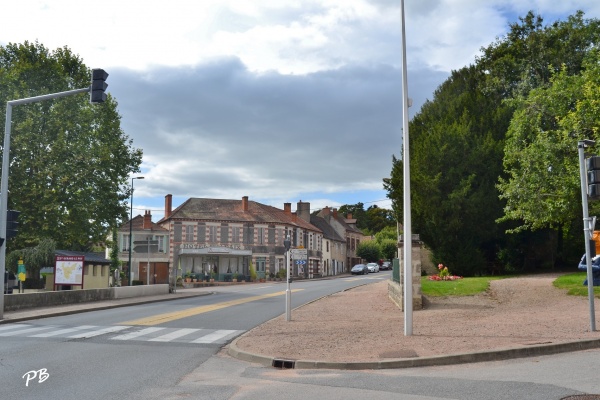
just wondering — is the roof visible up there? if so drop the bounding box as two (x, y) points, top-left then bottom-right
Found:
(55, 250), (110, 264)
(120, 214), (169, 232)
(160, 197), (321, 232)
(310, 215), (345, 242)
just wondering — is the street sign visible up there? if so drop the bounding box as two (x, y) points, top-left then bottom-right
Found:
(291, 249), (307, 259)
(133, 240), (159, 253)
(295, 260), (306, 265)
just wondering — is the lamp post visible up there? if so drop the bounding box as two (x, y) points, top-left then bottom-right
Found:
(128, 176), (144, 286)
(284, 234), (291, 321)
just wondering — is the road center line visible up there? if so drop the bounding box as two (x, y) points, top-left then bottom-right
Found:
(119, 289), (303, 326)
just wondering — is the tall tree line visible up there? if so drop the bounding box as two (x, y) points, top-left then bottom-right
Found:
(384, 11), (600, 276)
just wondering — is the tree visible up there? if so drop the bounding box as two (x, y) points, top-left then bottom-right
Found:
(384, 11), (600, 275)
(379, 239), (398, 261)
(6, 238), (56, 282)
(497, 65), (586, 231)
(356, 240), (381, 262)
(0, 41), (143, 251)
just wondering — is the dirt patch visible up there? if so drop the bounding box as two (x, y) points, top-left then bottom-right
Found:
(233, 274), (600, 363)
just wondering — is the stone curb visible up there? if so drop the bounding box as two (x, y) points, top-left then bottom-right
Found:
(228, 336), (600, 370)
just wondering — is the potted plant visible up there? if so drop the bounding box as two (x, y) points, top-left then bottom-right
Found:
(232, 272), (238, 283)
(210, 271), (216, 283)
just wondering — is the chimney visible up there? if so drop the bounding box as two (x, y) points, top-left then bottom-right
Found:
(165, 194), (172, 218)
(284, 203), (292, 214)
(242, 196), (249, 211)
(333, 208), (338, 219)
(297, 201), (311, 222)
(322, 206), (330, 216)
(347, 213), (353, 220)
(143, 210), (152, 229)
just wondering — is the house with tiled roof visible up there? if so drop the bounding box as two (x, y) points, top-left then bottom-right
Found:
(310, 214), (346, 276)
(157, 195), (323, 281)
(115, 210), (170, 285)
(315, 206), (366, 271)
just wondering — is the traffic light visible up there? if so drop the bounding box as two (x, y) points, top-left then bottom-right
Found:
(6, 209), (20, 240)
(90, 69), (109, 103)
(587, 156), (600, 200)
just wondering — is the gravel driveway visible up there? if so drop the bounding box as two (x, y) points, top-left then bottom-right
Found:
(232, 274), (600, 363)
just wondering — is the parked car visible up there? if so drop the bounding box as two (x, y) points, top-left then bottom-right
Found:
(366, 262), (379, 273)
(351, 264), (369, 275)
(380, 261), (392, 271)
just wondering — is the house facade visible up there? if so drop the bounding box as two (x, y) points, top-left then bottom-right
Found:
(310, 214), (346, 276)
(115, 211), (170, 285)
(315, 206), (365, 271)
(157, 195), (323, 281)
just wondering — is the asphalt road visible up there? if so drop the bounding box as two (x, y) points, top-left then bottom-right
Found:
(2, 271), (599, 399)
(0, 273), (388, 399)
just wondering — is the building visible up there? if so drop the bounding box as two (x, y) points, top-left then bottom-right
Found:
(116, 210), (170, 285)
(315, 206), (365, 271)
(157, 195), (323, 281)
(310, 214), (346, 276)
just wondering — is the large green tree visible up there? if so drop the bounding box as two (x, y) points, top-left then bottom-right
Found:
(499, 51), (600, 231)
(0, 41), (143, 251)
(384, 11), (600, 275)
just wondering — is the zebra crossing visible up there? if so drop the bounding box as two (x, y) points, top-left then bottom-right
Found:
(0, 323), (243, 344)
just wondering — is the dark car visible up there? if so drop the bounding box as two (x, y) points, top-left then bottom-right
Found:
(351, 264), (368, 275)
(4, 271), (16, 294)
(380, 261), (392, 271)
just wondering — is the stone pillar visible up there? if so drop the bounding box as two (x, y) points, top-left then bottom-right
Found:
(388, 234), (423, 311)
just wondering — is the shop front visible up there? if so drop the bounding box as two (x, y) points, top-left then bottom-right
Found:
(178, 244), (252, 281)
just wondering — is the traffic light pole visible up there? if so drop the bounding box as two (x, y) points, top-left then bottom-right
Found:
(578, 140), (597, 332)
(0, 86), (91, 319)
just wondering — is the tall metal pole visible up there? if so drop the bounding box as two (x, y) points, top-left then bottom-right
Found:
(284, 235), (291, 321)
(578, 140), (596, 331)
(0, 87), (90, 319)
(128, 176), (144, 286)
(400, 0), (413, 336)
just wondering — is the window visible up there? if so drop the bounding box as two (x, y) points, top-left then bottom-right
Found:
(257, 227), (264, 244)
(326, 240), (329, 252)
(122, 234), (130, 251)
(232, 227), (240, 243)
(208, 226), (217, 243)
(220, 224), (228, 244)
(158, 235), (165, 252)
(185, 225), (194, 242)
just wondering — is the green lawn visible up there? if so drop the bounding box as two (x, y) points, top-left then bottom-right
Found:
(553, 272), (600, 297)
(421, 276), (506, 296)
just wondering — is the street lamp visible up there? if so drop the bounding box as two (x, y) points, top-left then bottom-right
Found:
(128, 176), (144, 286)
(284, 234), (291, 321)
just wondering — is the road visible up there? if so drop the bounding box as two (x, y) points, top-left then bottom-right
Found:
(2, 271), (599, 399)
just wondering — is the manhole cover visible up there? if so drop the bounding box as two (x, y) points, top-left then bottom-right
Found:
(561, 395), (600, 399)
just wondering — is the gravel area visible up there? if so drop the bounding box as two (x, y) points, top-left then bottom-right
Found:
(233, 274), (600, 362)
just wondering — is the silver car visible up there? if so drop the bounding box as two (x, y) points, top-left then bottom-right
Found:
(366, 262), (379, 273)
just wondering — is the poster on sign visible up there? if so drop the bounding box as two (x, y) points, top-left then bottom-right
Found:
(55, 256), (84, 286)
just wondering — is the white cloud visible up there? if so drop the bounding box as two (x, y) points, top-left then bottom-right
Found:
(3, 0), (600, 218)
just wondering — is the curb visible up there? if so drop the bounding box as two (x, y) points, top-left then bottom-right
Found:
(228, 336), (600, 370)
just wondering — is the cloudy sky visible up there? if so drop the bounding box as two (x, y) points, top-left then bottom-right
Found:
(2, 1), (600, 221)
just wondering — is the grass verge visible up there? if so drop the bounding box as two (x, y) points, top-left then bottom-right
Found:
(421, 276), (506, 297)
(553, 272), (600, 297)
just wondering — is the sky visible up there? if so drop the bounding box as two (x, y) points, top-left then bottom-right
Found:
(2, 0), (600, 222)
